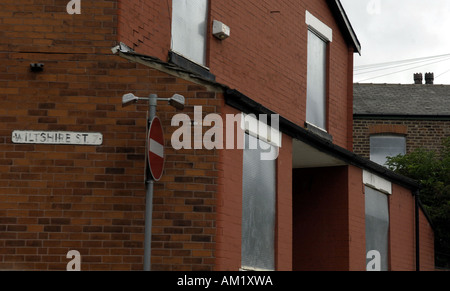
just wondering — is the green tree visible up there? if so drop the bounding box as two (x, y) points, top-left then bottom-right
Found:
(386, 137), (450, 268)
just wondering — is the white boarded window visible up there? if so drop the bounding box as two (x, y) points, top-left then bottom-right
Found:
(171, 0), (208, 66)
(370, 135), (406, 166)
(365, 186), (389, 271)
(306, 29), (327, 130)
(241, 133), (277, 270)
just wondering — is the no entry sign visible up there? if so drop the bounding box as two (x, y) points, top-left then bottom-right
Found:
(147, 116), (165, 181)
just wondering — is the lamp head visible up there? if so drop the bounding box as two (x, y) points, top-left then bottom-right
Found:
(122, 93), (139, 106)
(169, 94), (185, 110)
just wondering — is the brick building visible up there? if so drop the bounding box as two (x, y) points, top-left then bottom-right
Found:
(0, 0), (435, 271)
(353, 77), (450, 164)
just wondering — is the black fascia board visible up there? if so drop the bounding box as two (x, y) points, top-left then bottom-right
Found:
(326, 0), (361, 55)
(354, 114), (450, 121)
(225, 88), (420, 191)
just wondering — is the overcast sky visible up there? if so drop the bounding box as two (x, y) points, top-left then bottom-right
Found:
(341, 0), (450, 84)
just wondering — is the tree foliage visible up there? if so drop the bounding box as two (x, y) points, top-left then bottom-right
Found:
(386, 137), (450, 268)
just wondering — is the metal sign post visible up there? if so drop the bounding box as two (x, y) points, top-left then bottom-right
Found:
(122, 92), (185, 271)
(143, 94), (157, 272)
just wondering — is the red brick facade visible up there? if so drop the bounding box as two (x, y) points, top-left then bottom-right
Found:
(117, 0), (355, 150)
(0, 0), (435, 271)
(0, 53), (222, 270)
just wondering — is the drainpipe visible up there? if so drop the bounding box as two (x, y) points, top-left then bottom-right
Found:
(415, 189), (420, 271)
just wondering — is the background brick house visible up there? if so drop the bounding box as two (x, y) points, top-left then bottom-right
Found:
(353, 75), (450, 164)
(0, 0), (435, 271)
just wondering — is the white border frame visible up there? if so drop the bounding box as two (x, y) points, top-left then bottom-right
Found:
(363, 170), (392, 195)
(305, 10), (333, 42)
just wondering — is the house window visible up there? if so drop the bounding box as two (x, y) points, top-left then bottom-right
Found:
(305, 11), (332, 131)
(171, 0), (208, 66)
(241, 133), (277, 271)
(365, 186), (389, 271)
(370, 135), (406, 166)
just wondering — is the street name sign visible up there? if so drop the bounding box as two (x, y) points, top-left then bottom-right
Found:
(11, 130), (103, 146)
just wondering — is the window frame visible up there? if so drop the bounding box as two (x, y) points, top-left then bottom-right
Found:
(365, 185), (390, 271)
(241, 132), (278, 271)
(369, 134), (406, 166)
(170, 0), (211, 70)
(305, 11), (332, 132)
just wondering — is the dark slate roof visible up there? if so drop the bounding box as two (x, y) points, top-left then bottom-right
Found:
(353, 83), (450, 116)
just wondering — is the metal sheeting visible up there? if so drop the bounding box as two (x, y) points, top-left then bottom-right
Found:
(241, 134), (276, 270)
(306, 30), (327, 130)
(370, 135), (406, 166)
(365, 186), (389, 271)
(171, 0), (208, 66)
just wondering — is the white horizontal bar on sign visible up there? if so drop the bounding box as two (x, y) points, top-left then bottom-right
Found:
(149, 138), (164, 158)
(11, 130), (103, 146)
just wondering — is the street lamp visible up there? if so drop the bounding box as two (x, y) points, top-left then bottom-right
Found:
(122, 93), (185, 271)
(122, 93), (185, 110)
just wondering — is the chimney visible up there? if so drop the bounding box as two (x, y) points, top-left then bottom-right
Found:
(414, 73), (423, 84)
(425, 72), (434, 85)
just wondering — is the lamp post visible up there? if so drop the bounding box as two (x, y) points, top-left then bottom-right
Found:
(122, 93), (185, 271)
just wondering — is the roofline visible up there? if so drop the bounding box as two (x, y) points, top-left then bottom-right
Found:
(354, 114), (450, 121)
(115, 47), (417, 190)
(327, 0), (361, 55)
(225, 89), (420, 191)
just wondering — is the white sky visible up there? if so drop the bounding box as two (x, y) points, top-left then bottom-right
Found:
(341, 0), (450, 84)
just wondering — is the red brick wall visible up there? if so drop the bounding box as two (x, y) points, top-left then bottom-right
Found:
(117, 0), (355, 150)
(347, 165), (365, 271)
(0, 0), (224, 270)
(389, 184), (435, 271)
(0, 0), (118, 55)
(292, 166), (435, 271)
(389, 184), (415, 271)
(117, 0), (171, 60)
(0, 47), (222, 270)
(292, 166), (350, 271)
(419, 208), (435, 271)
(276, 135), (293, 270)
(214, 105), (243, 271)
(209, 0), (353, 150)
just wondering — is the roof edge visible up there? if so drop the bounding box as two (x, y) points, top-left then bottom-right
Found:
(225, 88), (420, 191)
(354, 114), (450, 121)
(114, 45), (417, 191)
(327, 0), (361, 55)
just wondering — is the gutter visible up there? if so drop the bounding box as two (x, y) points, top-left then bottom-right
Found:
(354, 114), (450, 121)
(327, 0), (362, 55)
(225, 88), (421, 191)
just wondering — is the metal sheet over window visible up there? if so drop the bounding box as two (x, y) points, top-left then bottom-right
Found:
(241, 134), (276, 270)
(365, 186), (389, 271)
(370, 135), (406, 166)
(306, 30), (327, 130)
(171, 0), (208, 66)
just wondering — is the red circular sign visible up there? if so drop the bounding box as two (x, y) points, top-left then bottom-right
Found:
(147, 116), (165, 181)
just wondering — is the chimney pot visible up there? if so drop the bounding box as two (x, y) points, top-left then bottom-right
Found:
(414, 73), (423, 84)
(425, 72), (434, 85)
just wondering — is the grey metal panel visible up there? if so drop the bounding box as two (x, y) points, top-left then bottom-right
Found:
(306, 30), (327, 130)
(171, 0), (208, 66)
(365, 186), (389, 271)
(241, 134), (276, 270)
(370, 135), (406, 166)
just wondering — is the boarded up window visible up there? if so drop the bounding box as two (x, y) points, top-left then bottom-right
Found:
(171, 0), (208, 66)
(241, 133), (277, 270)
